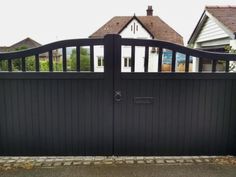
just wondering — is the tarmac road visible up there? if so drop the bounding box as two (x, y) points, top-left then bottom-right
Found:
(0, 163), (236, 177)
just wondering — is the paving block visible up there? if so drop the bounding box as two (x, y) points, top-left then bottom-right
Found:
(137, 160), (145, 164)
(53, 162), (62, 166)
(125, 160), (134, 164)
(34, 163), (43, 167)
(203, 159), (210, 163)
(176, 159), (184, 163)
(64, 162), (72, 166)
(156, 159), (165, 164)
(3, 163), (11, 167)
(195, 159), (203, 163)
(115, 161), (123, 164)
(146, 160), (154, 164)
(136, 157), (144, 160)
(165, 160), (176, 164)
(73, 161), (82, 165)
(83, 161), (91, 165)
(185, 159), (194, 163)
(104, 161), (113, 165)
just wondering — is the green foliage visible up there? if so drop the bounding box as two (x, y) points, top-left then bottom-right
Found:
(26, 57), (35, 71)
(0, 45), (91, 72)
(12, 46), (28, 71)
(70, 47), (90, 71)
(39, 60), (49, 71)
(53, 59), (63, 71)
(0, 60), (8, 71)
(225, 45), (236, 71)
(225, 45), (236, 54)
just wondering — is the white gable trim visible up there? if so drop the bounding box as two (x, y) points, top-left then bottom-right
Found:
(119, 19), (153, 39)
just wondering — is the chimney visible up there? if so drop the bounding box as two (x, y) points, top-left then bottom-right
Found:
(146, 6), (153, 16)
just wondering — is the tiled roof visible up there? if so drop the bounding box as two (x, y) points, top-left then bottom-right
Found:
(90, 16), (183, 45)
(8, 37), (42, 51)
(0, 47), (8, 52)
(206, 5), (236, 33)
(0, 38), (42, 53)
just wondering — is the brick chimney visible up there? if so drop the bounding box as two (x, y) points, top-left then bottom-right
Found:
(146, 6), (153, 16)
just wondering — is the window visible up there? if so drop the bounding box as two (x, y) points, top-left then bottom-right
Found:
(124, 57), (131, 67)
(97, 56), (104, 67)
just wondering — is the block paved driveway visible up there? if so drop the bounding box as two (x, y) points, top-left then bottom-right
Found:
(1, 164), (236, 177)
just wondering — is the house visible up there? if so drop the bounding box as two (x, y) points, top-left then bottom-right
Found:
(0, 37), (61, 60)
(188, 6), (236, 71)
(0, 37), (42, 52)
(90, 6), (183, 72)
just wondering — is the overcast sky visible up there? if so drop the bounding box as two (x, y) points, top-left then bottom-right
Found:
(0, 0), (235, 46)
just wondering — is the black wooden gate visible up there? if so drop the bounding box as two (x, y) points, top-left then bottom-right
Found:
(0, 34), (236, 156)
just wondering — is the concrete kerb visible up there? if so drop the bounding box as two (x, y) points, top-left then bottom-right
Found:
(0, 156), (235, 170)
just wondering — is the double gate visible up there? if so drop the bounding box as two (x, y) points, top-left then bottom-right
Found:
(0, 34), (236, 156)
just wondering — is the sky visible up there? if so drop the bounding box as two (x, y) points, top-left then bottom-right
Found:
(0, 0), (235, 46)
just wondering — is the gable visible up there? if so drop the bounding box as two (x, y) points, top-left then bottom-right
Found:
(119, 18), (153, 39)
(90, 16), (183, 45)
(188, 6), (236, 45)
(196, 17), (230, 43)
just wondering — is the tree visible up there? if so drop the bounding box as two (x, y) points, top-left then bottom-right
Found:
(8, 45), (36, 71)
(0, 46), (30, 71)
(70, 47), (90, 71)
(0, 60), (8, 71)
(225, 45), (236, 72)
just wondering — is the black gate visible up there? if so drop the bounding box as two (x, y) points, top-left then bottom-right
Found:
(0, 34), (236, 156)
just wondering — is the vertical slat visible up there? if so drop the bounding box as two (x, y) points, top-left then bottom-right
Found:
(90, 45), (94, 72)
(144, 46), (149, 72)
(22, 57), (26, 72)
(185, 54), (190, 72)
(8, 60), (12, 72)
(35, 54), (39, 72)
(199, 57), (203, 72)
(171, 51), (176, 72)
(62, 47), (67, 72)
(212, 59), (217, 72)
(76, 46), (80, 71)
(131, 45), (135, 72)
(158, 48), (163, 72)
(225, 60), (230, 72)
(49, 51), (53, 72)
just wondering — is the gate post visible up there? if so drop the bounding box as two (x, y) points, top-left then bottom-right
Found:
(103, 34), (121, 154)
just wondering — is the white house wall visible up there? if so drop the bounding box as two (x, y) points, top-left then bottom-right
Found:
(120, 19), (156, 72)
(192, 16), (232, 72)
(94, 45), (104, 72)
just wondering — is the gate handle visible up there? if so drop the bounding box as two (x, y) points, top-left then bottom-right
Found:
(114, 91), (122, 102)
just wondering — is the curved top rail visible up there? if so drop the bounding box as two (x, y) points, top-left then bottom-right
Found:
(1, 34), (236, 61)
(0, 38), (104, 60)
(122, 38), (236, 61)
